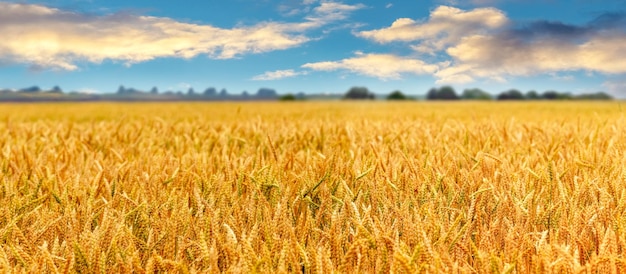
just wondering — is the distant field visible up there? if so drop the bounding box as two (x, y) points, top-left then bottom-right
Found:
(1, 102), (625, 272)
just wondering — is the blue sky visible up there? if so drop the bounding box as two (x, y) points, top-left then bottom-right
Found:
(1, 0), (625, 96)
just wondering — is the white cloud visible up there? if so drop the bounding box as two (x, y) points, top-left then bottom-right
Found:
(603, 79), (626, 97)
(439, 32), (626, 83)
(251, 69), (307, 80)
(306, 2), (367, 23)
(385, 3), (393, 8)
(305, 5), (510, 83)
(354, 5), (626, 84)
(433, 64), (476, 84)
(302, 53), (438, 80)
(357, 5), (508, 53)
(0, 2), (365, 70)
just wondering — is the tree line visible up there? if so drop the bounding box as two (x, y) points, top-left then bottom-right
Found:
(0, 85), (615, 102)
(0, 85), (281, 102)
(340, 86), (613, 101)
(116, 86), (280, 99)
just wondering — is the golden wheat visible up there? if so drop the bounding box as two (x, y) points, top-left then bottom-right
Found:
(0, 101), (624, 273)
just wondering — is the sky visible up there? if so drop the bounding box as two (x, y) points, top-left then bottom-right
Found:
(1, 0), (626, 97)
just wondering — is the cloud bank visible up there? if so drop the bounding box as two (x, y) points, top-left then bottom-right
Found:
(433, 12), (626, 83)
(305, 6), (626, 85)
(358, 6), (508, 54)
(0, 2), (364, 70)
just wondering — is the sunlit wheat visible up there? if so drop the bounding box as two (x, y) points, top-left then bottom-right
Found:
(0, 101), (624, 273)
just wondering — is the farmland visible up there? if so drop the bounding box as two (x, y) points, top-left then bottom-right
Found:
(1, 101), (625, 273)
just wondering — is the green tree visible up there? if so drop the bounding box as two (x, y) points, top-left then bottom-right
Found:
(539, 90), (572, 100)
(204, 87), (217, 96)
(575, 92), (613, 100)
(525, 90), (539, 100)
(387, 90), (407, 100)
(344, 86), (375, 100)
(427, 86), (459, 100)
(426, 88), (438, 100)
(256, 88), (278, 99)
(279, 93), (297, 101)
(497, 89), (524, 100)
(19, 86), (41, 93)
(438, 86), (458, 100)
(461, 88), (492, 100)
(541, 90), (559, 100)
(48, 86), (63, 94)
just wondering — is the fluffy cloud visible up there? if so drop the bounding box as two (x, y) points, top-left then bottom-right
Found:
(251, 69), (307, 80)
(0, 2), (364, 70)
(437, 15), (626, 83)
(358, 6), (508, 53)
(354, 6), (626, 85)
(308, 2), (367, 22)
(302, 53), (438, 80)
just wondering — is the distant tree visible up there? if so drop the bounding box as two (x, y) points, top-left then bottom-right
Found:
(117, 85), (126, 94)
(426, 88), (438, 100)
(187, 88), (196, 96)
(204, 87), (217, 96)
(558, 92), (573, 100)
(344, 86), (375, 100)
(256, 88), (278, 98)
(575, 92), (613, 100)
(525, 90), (539, 100)
(438, 86), (459, 100)
(296, 92), (306, 100)
(242, 91), (250, 98)
(19, 86), (41, 93)
(48, 86), (63, 93)
(497, 89), (525, 100)
(427, 86), (459, 100)
(461, 88), (491, 100)
(219, 88), (228, 97)
(126, 88), (139, 94)
(387, 90), (407, 100)
(541, 90), (560, 100)
(279, 93), (297, 101)
(150, 87), (159, 94)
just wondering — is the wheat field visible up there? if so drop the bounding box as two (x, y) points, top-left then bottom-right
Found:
(0, 101), (625, 273)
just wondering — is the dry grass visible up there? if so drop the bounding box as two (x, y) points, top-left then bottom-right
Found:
(0, 101), (625, 273)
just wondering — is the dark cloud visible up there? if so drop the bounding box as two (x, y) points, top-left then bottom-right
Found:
(357, 5), (626, 84)
(589, 11), (626, 30)
(511, 20), (588, 40)
(439, 8), (626, 83)
(500, 10), (626, 44)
